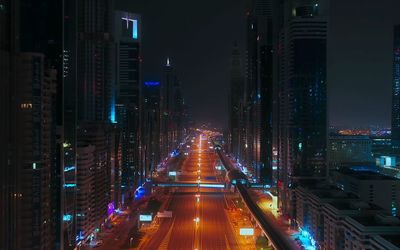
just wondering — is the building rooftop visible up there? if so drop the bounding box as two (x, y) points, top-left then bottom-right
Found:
(336, 168), (397, 181)
(380, 235), (400, 247)
(311, 189), (358, 200)
(297, 180), (359, 200)
(329, 134), (371, 140)
(328, 200), (382, 211)
(350, 214), (400, 227)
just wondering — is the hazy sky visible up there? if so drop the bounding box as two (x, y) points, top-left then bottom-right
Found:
(116, 0), (400, 129)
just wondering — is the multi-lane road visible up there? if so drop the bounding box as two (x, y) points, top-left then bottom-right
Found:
(140, 135), (241, 250)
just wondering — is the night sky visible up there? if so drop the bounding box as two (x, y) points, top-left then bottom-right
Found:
(116, 0), (400, 129)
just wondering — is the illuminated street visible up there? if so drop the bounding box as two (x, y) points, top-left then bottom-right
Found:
(138, 135), (249, 250)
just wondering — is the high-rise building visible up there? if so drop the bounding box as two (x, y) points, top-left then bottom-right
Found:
(75, 144), (96, 241)
(18, 0), (65, 248)
(0, 1), (15, 247)
(228, 43), (244, 160)
(392, 25), (400, 150)
(331, 168), (400, 216)
(78, 122), (112, 234)
(143, 81), (161, 178)
(241, 0), (275, 184)
(63, 1), (115, 247)
(278, 0), (329, 217)
(1, 1), (65, 249)
(62, 0), (79, 247)
(160, 58), (184, 160)
(296, 182), (400, 250)
(114, 11), (142, 198)
(328, 135), (374, 169)
(77, 0), (114, 122)
(11, 53), (56, 249)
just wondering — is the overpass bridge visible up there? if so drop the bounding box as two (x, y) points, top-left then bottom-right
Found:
(216, 149), (297, 250)
(152, 182), (225, 188)
(152, 180), (270, 189)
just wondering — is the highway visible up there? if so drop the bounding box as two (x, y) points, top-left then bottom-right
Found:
(217, 150), (298, 250)
(140, 135), (241, 250)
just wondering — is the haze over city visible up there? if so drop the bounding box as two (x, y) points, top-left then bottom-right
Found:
(1, 0), (400, 250)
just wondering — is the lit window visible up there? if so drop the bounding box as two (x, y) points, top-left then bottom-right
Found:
(20, 103), (32, 109)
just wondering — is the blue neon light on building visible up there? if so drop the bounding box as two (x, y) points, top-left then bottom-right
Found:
(144, 81), (160, 86)
(110, 103), (117, 124)
(64, 183), (76, 188)
(63, 214), (73, 221)
(64, 166), (76, 172)
(133, 20), (138, 39)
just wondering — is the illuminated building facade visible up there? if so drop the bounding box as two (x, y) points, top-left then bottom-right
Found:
(0, 0), (14, 247)
(77, 123), (112, 239)
(66, 1), (114, 247)
(328, 135), (374, 170)
(228, 42), (244, 159)
(160, 58), (185, 160)
(1, 0), (65, 248)
(143, 81), (161, 178)
(75, 144), (96, 240)
(63, 0), (78, 247)
(392, 25), (400, 149)
(278, 0), (329, 217)
(238, 0), (275, 184)
(114, 11), (142, 198)
(332, 168), (400, 216)
(76, 0), (114, 122)
(13, 53), (55, 249)
(296, 183), (400, 250)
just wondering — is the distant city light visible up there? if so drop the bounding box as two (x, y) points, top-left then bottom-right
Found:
(139, 214), (152, 222)
(110, 103), (117, 124)
(199, 183), (224, 188)
(239, 228), (254, 236)
(133, 19), (138, 39)
(107, 202), (115, 216)
(63, 214), (73, 221)
(64, 166), (76, 172)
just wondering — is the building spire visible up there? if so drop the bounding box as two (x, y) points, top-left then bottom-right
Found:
(166, 57), (171, 67)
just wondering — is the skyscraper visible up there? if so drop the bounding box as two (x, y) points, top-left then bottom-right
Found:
(392, 25), (400, 150)
(62, 1), (115, 248)
(77, 122), (112, 237)
(114, 11), (142, 198)
(278, 0), (329, 217)
(143, 81), (161, 178)
(228, 43), (244, 158)
(13, 53), (56, 249)
(77, 0), (114, 122)
(160, 58), (184, 160)
(1, 1), (64, 248)
(242, 0), (274, 183)
(0, 1), (14, 247)
(63, 0), (79, 247)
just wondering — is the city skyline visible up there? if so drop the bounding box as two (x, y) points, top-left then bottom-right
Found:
(2, 0), (400, 249)
(117, 0), (400, 128)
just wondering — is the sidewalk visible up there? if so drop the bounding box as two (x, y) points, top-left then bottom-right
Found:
(224, 193), (257, 250)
